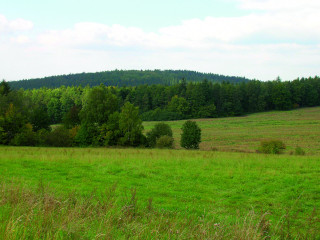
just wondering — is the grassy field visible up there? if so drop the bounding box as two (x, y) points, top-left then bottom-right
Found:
(143, 107), (320, 154)
(0, 146), (319, 239)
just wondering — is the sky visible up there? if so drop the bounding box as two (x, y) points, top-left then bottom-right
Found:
(1, 0), (319, 81)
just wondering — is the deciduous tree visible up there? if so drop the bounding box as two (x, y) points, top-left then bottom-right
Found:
(180, 120), (201, 149)
(119, 102), (144, 146)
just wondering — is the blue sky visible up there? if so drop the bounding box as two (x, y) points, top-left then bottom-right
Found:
(0, 0), (247, 30)
(0, 0), (319, 81)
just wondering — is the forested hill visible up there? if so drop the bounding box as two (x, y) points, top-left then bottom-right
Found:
(9, 70), (250, 89)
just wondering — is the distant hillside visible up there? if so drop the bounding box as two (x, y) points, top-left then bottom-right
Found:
(9, 70), (250, 89)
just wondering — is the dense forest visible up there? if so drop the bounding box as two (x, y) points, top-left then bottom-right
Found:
(1, 76), (319, 147)
(8, 70), (249, 89)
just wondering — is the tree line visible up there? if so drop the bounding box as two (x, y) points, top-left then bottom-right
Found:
(1, 76), (319, 147)
(9, 70), (249, 89)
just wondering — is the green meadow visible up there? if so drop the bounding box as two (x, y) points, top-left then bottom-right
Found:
(0, 147), (319, 239)
(0, 107), (320, 239)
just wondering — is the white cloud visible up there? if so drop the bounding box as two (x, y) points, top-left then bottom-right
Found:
(36, 3), (320, 51)
(158, 0), (320, 45)
(37, 23), (158, 48)
(11, 35), (30, 44)
(0, 14), (33, 33)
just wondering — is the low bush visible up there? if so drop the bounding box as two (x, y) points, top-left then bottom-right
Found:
(69, 126), (80, 142)
(10, 123), (38, 146)
(156, 135), (174, 149)
(0, 125), (6, 144)
(74, 123), (99, 146)
(295, 146), (306, 155)
(259, 140), (286, 154)
(146, 122), (173, 147)
(46, 126), (73, 147)
(210, 147), (218, 151)
(36, 128), (50, 146)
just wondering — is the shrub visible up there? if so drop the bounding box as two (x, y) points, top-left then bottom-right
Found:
(295, 146), (305, 155)
(36, 128), (50, 146)
(10, 123), (38, 146)
(156, 135), (174, 149)
(69, 125), (80, 140)
(139, 134), (147, 147)
(74, 123), (99, 146)
(0, 125), (6, 144)
(46, 126), (73, 147)
(146, 122), (173, 147)
(180, 120), (201, 149)
(210, 147), (218, 151)
(259, 140), (286, 154)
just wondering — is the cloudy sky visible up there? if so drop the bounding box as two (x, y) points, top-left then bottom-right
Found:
(1, 0), (319, 81)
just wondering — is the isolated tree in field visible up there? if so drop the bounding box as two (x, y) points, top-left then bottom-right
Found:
(146, 122), (173, 147)
(180, 120), (201, 149)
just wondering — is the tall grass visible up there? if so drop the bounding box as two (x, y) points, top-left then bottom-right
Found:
(1, 183), (318, 239)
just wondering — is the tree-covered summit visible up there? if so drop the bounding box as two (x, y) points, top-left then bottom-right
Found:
(9, 70), (250, 90)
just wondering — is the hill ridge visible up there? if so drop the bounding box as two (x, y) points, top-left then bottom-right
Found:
(9, 69), (250, 89)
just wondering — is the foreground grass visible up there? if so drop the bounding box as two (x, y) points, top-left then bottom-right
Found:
(1, 183), (309, 240)
(143, 107), (320, 154)
(0, 147), (319, 239)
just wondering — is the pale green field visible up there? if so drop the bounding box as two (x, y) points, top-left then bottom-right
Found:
(144, 107), (320, 154)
